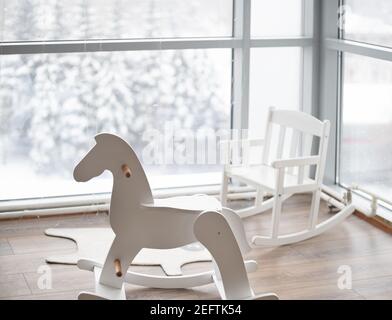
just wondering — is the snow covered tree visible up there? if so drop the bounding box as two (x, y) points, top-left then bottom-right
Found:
(2, 0), (229, 175)
(0, 0), (37, 164)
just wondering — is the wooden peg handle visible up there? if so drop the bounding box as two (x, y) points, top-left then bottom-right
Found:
(121, 164), (132, 178)
(114, 259), (122, 277)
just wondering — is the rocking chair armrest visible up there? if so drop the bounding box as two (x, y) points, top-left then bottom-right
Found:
(271, 156), (320, 169)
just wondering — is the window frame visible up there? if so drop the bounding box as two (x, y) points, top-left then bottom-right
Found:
(320, 0), (392, 220)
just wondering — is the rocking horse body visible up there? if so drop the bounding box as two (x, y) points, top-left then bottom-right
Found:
(74, 133), (277, 300)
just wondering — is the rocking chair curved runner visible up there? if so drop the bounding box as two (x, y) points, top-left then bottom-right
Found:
(73, 133), (277, 300)
(220, 107), (355, 246)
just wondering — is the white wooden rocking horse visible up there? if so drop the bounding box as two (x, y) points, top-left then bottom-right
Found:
(74, 133), (278, 300)
(221, 107), (355, 246)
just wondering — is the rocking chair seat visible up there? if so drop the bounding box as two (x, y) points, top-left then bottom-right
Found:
(153, 195), (222, 212)
(227, 164), (315, 193)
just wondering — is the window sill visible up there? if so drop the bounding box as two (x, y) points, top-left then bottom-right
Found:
(323, 183), (392, 224)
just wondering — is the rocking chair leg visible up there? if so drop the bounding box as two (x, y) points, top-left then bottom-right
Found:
(271, 194), (283, 239)
(309, 189), (321, 230)
(220, 173), (229, 206)
(271, 168), (284, 239)
(255, 187), (264, 210)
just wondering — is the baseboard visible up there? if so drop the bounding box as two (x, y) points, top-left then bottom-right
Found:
(354, 210), (392, 235)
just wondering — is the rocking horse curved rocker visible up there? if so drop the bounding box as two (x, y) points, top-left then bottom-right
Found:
(73, 133), (277, 300)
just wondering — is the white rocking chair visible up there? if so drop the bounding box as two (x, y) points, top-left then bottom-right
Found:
(220, 107), (355, 246)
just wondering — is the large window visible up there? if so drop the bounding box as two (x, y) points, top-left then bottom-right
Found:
(340, 53), (392, 203)
(338, 0), (392, 203)
(0, 0), (312, 203)
(321, 0), (392, 217)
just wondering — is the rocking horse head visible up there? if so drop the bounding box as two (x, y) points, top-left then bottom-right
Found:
(73, 135), (105, 183)
(74, 133), (153, 204)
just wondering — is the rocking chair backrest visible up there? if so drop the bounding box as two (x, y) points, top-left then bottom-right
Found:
(262, 107), (330, 184)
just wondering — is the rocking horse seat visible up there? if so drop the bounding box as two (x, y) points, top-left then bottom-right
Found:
(152, 195), (221, 212)
(227, 164), (316, 193)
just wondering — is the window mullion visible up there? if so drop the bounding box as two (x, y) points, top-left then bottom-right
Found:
(231, 0), (251, 135)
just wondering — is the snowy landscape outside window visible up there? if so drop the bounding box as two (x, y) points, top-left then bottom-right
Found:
(0, 1), (232, 200)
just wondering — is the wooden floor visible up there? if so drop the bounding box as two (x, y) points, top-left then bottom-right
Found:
(0, 194), (391, 300)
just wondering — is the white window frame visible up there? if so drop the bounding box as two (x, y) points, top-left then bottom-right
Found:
(320, 0), (392, 221)
(0, 0), (316, 215)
